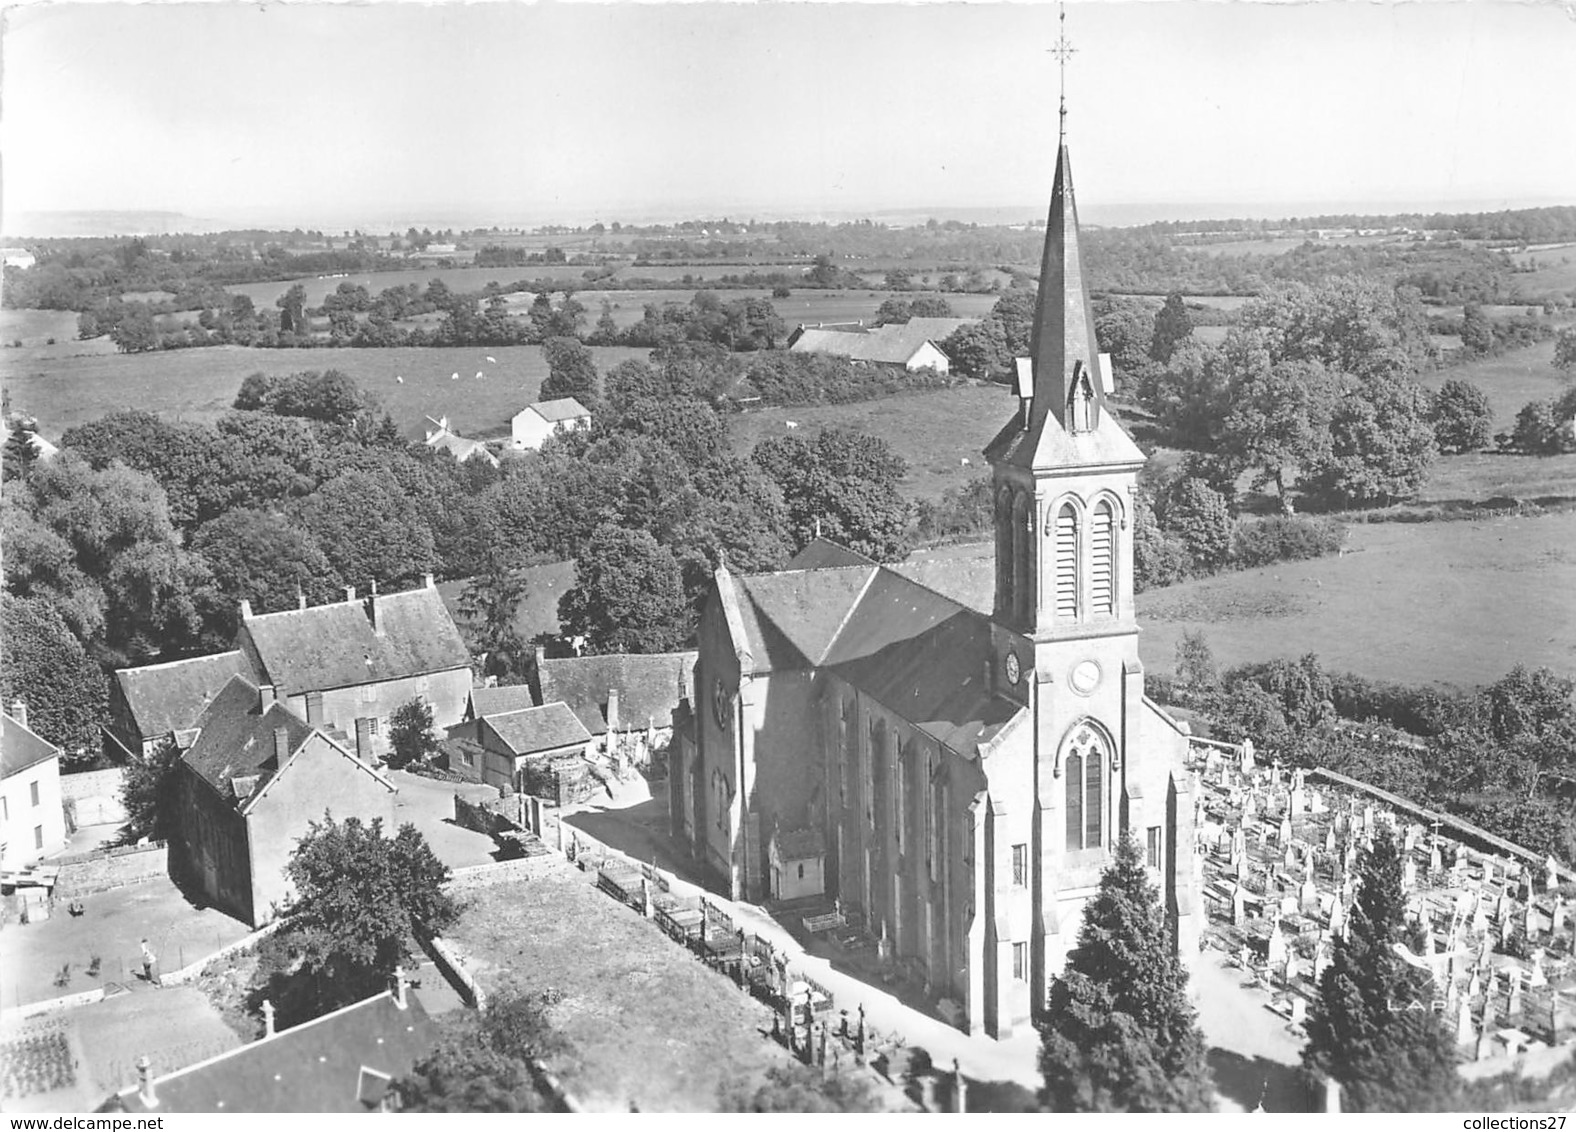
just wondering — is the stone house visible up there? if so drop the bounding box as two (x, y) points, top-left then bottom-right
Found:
(1, 702), (66, 872)
(537, 649), (696, 770)
(108, 650), (254, 758)
(510, 397), (591, 451)
(443, 702), (591, 794)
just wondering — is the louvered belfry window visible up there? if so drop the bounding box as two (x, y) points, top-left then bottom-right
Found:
(1091, 500), (1115, 617)
(1054, 503), (1078, 620)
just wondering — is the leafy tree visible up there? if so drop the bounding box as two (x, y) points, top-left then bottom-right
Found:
(1430, 378), (1495, 454)
(1555, 326), (1576, 371)
(1238, 279), (1434, 383)
(752, 429), (910, 561)
(1459, 302), (1496, 355)
(394, 993), (556, 1113)
(276, 283), (308, 335)
(1094, 299), (1155, 379)
(558, 524), (692, 653)
(120, 736), (182, 839)
(272, 816), (455, 1019)
(296, 470), (437, 590)
(988, 289), (1037, 358)
(1174, 630), (1217, 699)
(1219, 335), (1339, 501)
(388, 698), (438, 770)
(721, 1064), (885, 1112)
(1039, 836), (1213, 1112)
(0, 593), (109, 761)
(4, 420), (39, 483)
(1138, 341), (1230, 449)
(538, 337), (599, 406)
(1302, 374), (1438, 507)
(193, 508), (339, 632)
(1160, 478), (1232, 571)
(941, 320), (1009, 381)
(1302, 828), (1460, 1111)
(457, 551), (533, 680)
(1509, 399), (1570, 455)
(1132, 489), (1192, 592)
(1149, 292), (1193, 363)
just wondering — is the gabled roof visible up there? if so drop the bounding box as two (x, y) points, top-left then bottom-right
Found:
(424, 427), (499, 467)
(786, 539), (876, 571)
(725, 551), (1018, 756)
(108, 989), (436, 1113)
(179, 676), (314, 798)
(114, 651), (255, 741)
(480, 702), (592, 757)
(239, 581), (469, 697)
(983, 403), (1145, 471)
(788, 321), (969, 367)
(466, 684), (537, 721)
(2, 712), (59, 779)
(889, 552), (994, 616)
(520, 397), (590, 423)
(538, 651), (697, 735)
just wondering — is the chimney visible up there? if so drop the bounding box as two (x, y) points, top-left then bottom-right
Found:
(273, 726), (290, 763)
(10, 699), (26, 730)
(367, 593), (385, 637)
(261, 999), (276, 1038)
(392, 964), (407, 1010)
(258, 684), (276, 712)
(305, 691), (323, 726)
(296, 589), (307, 611)
(606, 687), (620, 733)
(369, 579), (378, 596)
(354, 717), (374, 762)
(423, 572), (435, 590)
(343, 585), (356, 603)
(136, 1055), (157, 1108)
(239, 598), (254, 620)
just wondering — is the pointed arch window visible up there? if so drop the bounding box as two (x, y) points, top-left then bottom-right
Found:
(1090, 499), (1115, 617)
(1063, 724), (1107, 852)
(1053, 503), (1078, 621)
(1011, 493), (1031, 626)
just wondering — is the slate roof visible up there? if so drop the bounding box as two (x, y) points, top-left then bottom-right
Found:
(108, 989), (436, 1113)
(239, 582), (469, 697)
(465, 684), (537, 721)
(890, 551), (994, 616)
(481, 703), (592, 757)
(726, 551), (1018, 756)
(983, 405), (1145, 473)
(115, 651), (255, 741)
(538, 651), (697, 735)
(773, 827), (824, 860)
(788, 318), (975, 367)
(179, 676), (315, 799)
(1, 712), (59, 779)
(424, 427), (498, 467)
(786, 539), (875, 571)
(524, 397), (590, 423)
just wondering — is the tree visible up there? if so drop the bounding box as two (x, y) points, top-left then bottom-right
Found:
(752, 429), (910, 561)
(1132, 489), (1192, 592)
(273, 816), (456, 1019)
(1302, 828), (1461, 1111)
(394, 995), (554, 1113)
(3, 420), (39, 483)
(941, 320), (1008, 381)
(296, 470), (437, 590)
(1459, 302), (1496, 355)
(457, 551), (533, 681)
(558, 524), (692, 653)
(1173, 630), (1217, 699)
(1038, 836), (1213, 1112)
(1219, 336), (1339, 501)
(1555, 326), (1576, 371)
(1302, 375), (1438, 507)
(1149, 292), (1193, 363)
(1509, 399), (1569, 455)
(120, 736), (182, 840)
(538, 337), (599, 406)
(1430, 379), (1495, 454)
(276, 283), (308, 335)
(0, 593), (109, 761)
(388, 698), (438, 770)
(1160, 478), (1232, 572)
(721, 1064), (885, 1112)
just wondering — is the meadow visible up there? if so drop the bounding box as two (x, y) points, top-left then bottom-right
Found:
(497, 287), (998, 330)
(1, 343), (647, 439)
(1416, 339), (1568, 430)
(0, 309), (82, 347)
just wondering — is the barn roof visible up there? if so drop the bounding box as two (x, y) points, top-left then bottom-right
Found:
(179, 676), (313, 797)
(788, 318), (975, 366)
(107, 989), (436, 1113)
(524, 397), (590, 423)
(538, 651), (696, 735)
(465, 684), (537, 721)
(239, 581), (469, 697)
(480, 703), (592, 757)
(114, 651), (255, 742)
(2, 712), (59, 779)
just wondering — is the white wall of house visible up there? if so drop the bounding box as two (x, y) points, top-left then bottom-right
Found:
(906, 341), (950, 374)
(283, 667), (471, 761)
(1, 756), (66, 871)
(511, 410), (589, 451)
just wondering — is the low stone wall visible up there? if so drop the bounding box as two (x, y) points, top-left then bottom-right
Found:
(59, 767), (128, 827)
(52, 842), (167, 899)
(447, 855), (568, 892)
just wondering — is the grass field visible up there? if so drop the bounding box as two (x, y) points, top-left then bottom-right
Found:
(0, 309), (81, 347)
(1416, 339), (1570, 430)
(1514, 246), (1576, 296)
(1417, 451), (1576, 504)
(490, 287), (997, 330)
(447, 873), (798, 1112)
(1135, 509), (1576, 690)
(1, 343), (648, 440)
(730, 383), (1014, 501)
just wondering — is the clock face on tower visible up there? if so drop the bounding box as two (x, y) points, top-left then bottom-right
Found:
(712, 678), (732, 728)
(1005, 648), (1021, 686)
(1070, 659), (1102, 695)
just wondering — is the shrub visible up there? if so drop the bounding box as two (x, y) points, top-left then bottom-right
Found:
(1229, 515), (1345, 568)
(1326, 672), (1472, 736)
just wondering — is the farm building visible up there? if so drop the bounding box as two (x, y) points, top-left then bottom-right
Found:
(1, 702), (66, 874)
(511, 397), (591, 451)
(108, 650), (254, 758)
(168, 674), (397, 927)
(671, 131), (1197, 1040)
(104, 982), (435, 1112)
(786, 316), (976, 374)
(422, 415), (500, 467)
(443, 701), (591, 794)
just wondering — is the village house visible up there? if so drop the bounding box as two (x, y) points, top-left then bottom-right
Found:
(107, 650), (255, 758)
(104, 980), (435, 1113)
(672, 129), (1196, 1040)
(786, 316), (976, 375)
(510, 397), (591, 451)
(422, 415), (500, 468)
(443, 701), (591, 794)
(234, 576), (472, 763)
(537, 648), (696, 770)
(169, 674), (397, 927)
(1, 702), (66, 873)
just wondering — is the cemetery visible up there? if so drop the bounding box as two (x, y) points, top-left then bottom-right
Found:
(1192, 737), (1576, 1068)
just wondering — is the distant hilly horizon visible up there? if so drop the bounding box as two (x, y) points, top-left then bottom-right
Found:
(6, 197), (1573, 240)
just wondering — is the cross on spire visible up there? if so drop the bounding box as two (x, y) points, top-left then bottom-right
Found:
(1050, 1), (1077, 137)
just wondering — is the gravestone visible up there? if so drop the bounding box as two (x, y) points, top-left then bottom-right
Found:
(1458, 997), (1475, 1045)
(1325, 828), (1337, 854)
(1431, 844), (1444, 873)
(1402, 858), (1418, 892)
(1266, 924), (1287, 969)
(1526, 901), (1540, 941)
(1301, 877), (1320, 915)
(1548, 856), (1561, 894)
(1477, 998), (1498, 1061)
(1468, 967), (1482, 1000)
(1531, 951), (1548, 989)
(1289, 995), (1307, 1025)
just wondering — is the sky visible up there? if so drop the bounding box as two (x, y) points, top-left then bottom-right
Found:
(2, 0), (1574, 235)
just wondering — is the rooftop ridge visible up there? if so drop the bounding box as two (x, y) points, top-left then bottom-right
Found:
(116, 649), (245, 677)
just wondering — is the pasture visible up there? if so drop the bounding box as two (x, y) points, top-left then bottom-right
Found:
(498, 287), (996, 330)
(1416, 339), (1568, 430)
(0, 309), (81, 347)
(729, 382), (1014, 502)
(1135, 509), (1576, 691)
(224, 263), (604, 310)
(1, 343), (647, 440)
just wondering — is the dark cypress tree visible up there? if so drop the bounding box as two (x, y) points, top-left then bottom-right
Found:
(1038, 835), (1214, 1112)
(1149, 292), (1194, 363)
(1302, 827), (1460, 1111)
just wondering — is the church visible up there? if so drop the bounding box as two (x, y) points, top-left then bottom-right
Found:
(669, 121), (1198, 1040)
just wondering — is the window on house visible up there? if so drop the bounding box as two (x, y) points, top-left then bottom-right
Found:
(1091, 499), (1115, 617)
(1147, 825), (1163, 870)
(30, 781), (40, 807)
(797, 863), (805, 880)
(1054, 503), (1078, 620)
(1064, 728), (1106, 852)
(1012, 941), (1028, 982)
(893, 742), (906, 854)
(34, 825), (44, 850)
(360, 684), (377, 705)
(1011, 842), (1028, 887)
